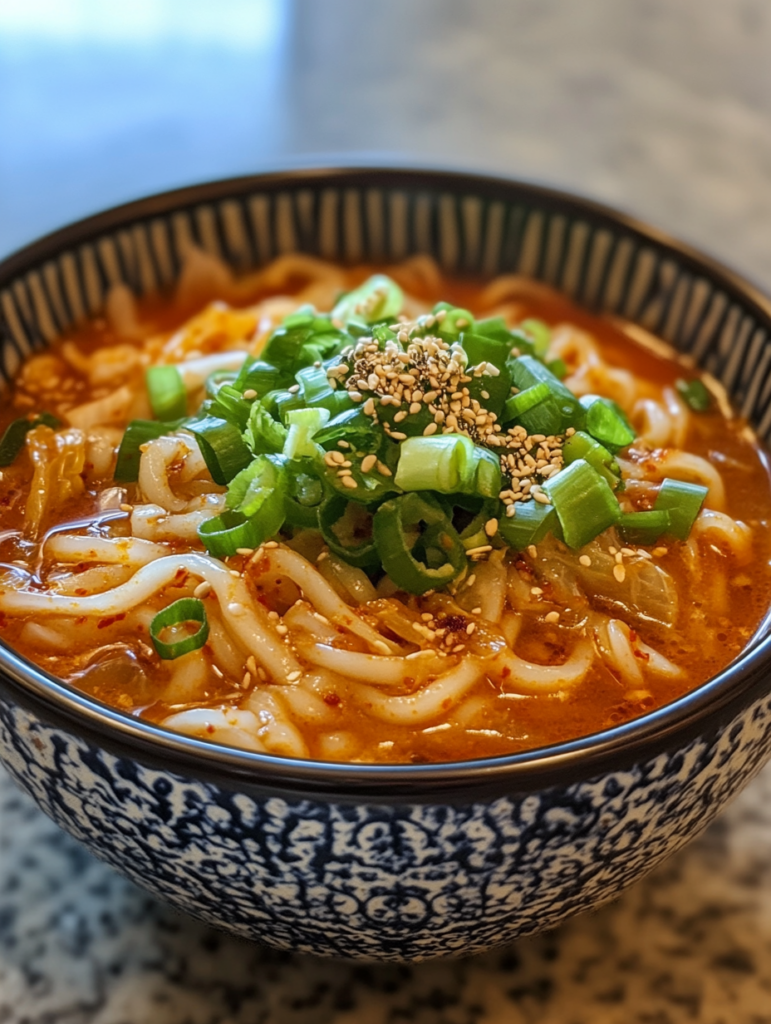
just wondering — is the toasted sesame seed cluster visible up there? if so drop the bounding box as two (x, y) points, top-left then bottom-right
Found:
(326, 318), (568, 511)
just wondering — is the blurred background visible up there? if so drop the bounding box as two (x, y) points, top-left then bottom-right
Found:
(2, 0), (771, 288)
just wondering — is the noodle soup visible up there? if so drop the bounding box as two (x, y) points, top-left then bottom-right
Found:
(0, 252), (768, 764)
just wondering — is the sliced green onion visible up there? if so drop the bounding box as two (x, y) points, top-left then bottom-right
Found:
(653, 478), (708, 540)
(497, 501), (558, 550)
(146, 365), (187, 421)
(114, 418), (184, 482)
(460, 330), (510, 371)
(562, 430), (620, 489)
(332, 275), (403, 325)
(185, 416), (252, 485)
(543, 458), (621, 549)
(373, 492), (467, 594)
(261, 312), (350, 375)
(472, 317), (512, 343)
(200, 455), (286, 556)
(503, 381), (550, 422)
(205, 369), (239, 399)
(283, 407), (330, 461)
(0, 411), (60, 467)
(232, 358), (284, 398)
(243, 401), (287, 456)
(284, 459), (325, 528)
(150, 598), (209, 660)
(465, 368), (512, 418)
(207, 384), (251, 430)
(295, 364), (354, 416)
(506, 355), (584, 434)
(434, 305), (474, 339)
(319, 494), (379, 569)
(580, 396), (635, 453)
(675, 378), (712, 412)
(225, 453), (287, 518)
(546, 357), (567, 380)
(313, 407), (380, 450)
(394, 434), (501, 499)
(519, 318), (551, 358)
(617, 510), (671, 545)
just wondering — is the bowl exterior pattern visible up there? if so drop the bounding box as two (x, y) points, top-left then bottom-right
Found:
(2, 169), (771, 959)
(2, 690), (771, 960)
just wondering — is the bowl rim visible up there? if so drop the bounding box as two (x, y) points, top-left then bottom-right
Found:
(2, 161), (771, 803)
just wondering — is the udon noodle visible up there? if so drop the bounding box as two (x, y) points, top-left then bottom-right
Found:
(0, 249), (768, 763)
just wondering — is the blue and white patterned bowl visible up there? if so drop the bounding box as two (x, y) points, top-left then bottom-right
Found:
(2, 166), (771, 962)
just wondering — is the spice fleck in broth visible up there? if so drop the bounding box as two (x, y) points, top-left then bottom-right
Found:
(0, 252), (768, 763)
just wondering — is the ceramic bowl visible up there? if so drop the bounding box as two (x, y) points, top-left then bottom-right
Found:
(1, 167), (771, 962)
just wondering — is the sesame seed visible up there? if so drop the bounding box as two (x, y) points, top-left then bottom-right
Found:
(120, 503), (134, 513)
(453, 643), (466, 653)
(471, 606), (482, 615)
(533, 491), (550, 504)
(242, 671), (252, 688)
(615, 552), (623, 564)
(372, 639), (392, 654)
(242, 389), (257, 400)
(288, 384), (300, 394)
(376, 461), (392, 476)
(246, 655), (257, 675)
(608, 546), (618, 556)
(349, 391), (363, 402)
(337, 439), (350, 448)
(390, 431), (407, 441)
(653, 547), (668, 557)
(544, 611), (560, 624)
(531, 587), (543, 596)
(527, 545), (538, 559)
(613, 564), (626, 583)
(276, 624), (288, 636)
(229, 569), (241, 578)
(579, 555), (592, 567)
(466, 545), (493, 556)
(227, 602), (244, 615)
(465, 574), (476, 587)
(409, 402), (422, 415)
(264, 541), (279, 549)
(423, 422), (438, 436)
(287, 670), (302, 682)
(466, 622), (476, 635)
(363, 398), (375, 416)
(193, 581), (212, 598)
(341, 476), (358, 489)
(506, 504), (516, 517)
(236, 547), (254, 556)
(484, 518), (498, 537)
(361, 454), (377, 473)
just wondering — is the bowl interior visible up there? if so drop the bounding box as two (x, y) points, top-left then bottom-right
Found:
(2, 165), (771, 793)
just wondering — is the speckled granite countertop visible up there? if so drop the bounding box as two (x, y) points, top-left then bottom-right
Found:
(4, 1), (771, 1020)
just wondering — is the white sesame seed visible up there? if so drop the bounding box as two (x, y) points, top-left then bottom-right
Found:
(527, 545), (538, 559)
(193, 581), (212, 598)
(276, 624), (289, 636)
(484, 518), (498, 537)
(242, 389), (257, 400)
(423, 422), (438, 436)
(579, 555), (592, 567)
(544, 611), (560, 624)
(288, 384), (300, 394)
(533, 491), (550, 504)
(287, 670), (302, 682)
(531, 587), (543, 596)
(227, 602), (244, 615)
(341, 476), (358, 489)
(236, 547), (254, 556)
(361, 454), (377, 473)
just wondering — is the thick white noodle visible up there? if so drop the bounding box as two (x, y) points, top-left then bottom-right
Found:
(245, 689), (310, 758)
(260, 547), (401, 654)
(130, 500), (224, 542)
(618, 449), (726, 510)
(302, 643), (444, 686)
(691, 508), (753, 564)
(44, 534), (170, 567)
(175, 351), (249, 391)
(354, 657), (484, 725)
(66, 385), (135, 430)
(489, 638), (594, 695)
(0, 552), (300, 681)
(138, 435), (202, 512)
(162, 708), (266, 752)
(596, 618), (645, 688)
(633, 398), (674, 448)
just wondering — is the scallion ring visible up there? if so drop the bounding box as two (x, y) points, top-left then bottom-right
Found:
(150, 597), (209, 660)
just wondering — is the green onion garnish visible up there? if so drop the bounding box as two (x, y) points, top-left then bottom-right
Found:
(373, 492), (467, 594)
(562, 430), (620, 490)
(506, 355), (583, 434)
(283, 407), (330, 461)
(653, 478), (708, 539)
(185, 415), (252, 485)
(319, 494), (379, 569)
(150, 597), (209, 660)
(543, 459), (621, 549)
(580, 395), (635, 453)
(146, 365), (187, 421)
(0, 411), (60, 467)
(394, 434), (501, 499)
(332, 274), (404, 325)
(675, 378), (712, 412)
(497, 501), (558, 550)
(617, 510), (671, 545)
(114, 418), (184, 482)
